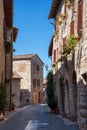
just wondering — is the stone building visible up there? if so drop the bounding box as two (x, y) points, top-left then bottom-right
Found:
(43, 78), (47, 103)
(13, 54), (44, 105)
(12, 71), (22, 107)
(0, 0), (5, 84)
(48, 0), (87, 129)
(0, 0), (18, 110)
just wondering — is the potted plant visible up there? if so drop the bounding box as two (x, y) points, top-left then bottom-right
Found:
(59, 13), (68, 20)
(56, 19), (63, 25)
(11, 102), (15, 111)
(5, 42), (12, 54)
(64, 35), (78, 54)
(66, 0), (72, 8)
(0, 83), (7, 121)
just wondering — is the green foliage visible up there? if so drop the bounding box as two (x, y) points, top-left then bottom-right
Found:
(5, 42), (12, 54)
(0, 83), (7, 111)
(47, 97), (57, 110)
(59, 13), (68, 19)
(46, 71), (54, 97)
(66, 35), (78, 49)
(62, 35), (78, 56)
(46, 71), (57, 110)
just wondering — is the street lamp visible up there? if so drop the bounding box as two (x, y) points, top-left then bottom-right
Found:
(45, 64), (48, 71)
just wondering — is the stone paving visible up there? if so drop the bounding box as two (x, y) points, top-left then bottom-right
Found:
(0, 104), (78, 130)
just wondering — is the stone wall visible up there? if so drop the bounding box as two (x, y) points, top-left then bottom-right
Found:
(75, 1), (87, 129)
(31, 56), (43, 104)
(13, 60), (31, 105)
(12, 79), (20, 107)
(0, 0), (5, 83)
(13, 55), (44, 105)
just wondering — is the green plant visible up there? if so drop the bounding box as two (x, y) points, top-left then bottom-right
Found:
(59, 13), (68, 20)
(46, 71), (57, 110)
(5, 42), (12, 54)
(66, 0), (72, 8)
(47, 97), (57, 110)
(0, 83), (7, 112)
(56, 20), (62, 25)
(52, 63), (56, 67)
(66, 35), (78, 49)
(62, 35), (78, 55)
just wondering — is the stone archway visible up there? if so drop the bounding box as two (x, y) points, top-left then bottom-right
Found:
(65, 79), (70, 118)
(59, 76), (65, 115)
(71, 70), (77, 121)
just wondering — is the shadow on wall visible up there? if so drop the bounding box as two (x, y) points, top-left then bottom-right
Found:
(20, 89), (30, 107)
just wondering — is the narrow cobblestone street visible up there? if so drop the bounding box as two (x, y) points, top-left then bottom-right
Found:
(0, 104), (78, 130)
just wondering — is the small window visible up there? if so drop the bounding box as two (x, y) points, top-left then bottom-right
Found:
(33, 79), (36, 87)
(36, 64), (40, 71)
(37, 80), (40, 86)
(33, 63), (36, 74)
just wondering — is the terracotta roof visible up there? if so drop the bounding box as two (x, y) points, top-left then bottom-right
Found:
(3, 0), (13, 27)
(48, 37), (53, 57)
(13, 54), (44, 65)
(12, 71), (22, 79)
(13, 54), (36, 60)
(48, 0), (60, 19)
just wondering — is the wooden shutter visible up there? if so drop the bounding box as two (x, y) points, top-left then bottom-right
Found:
(77, 0), (83, 33)
(64, 0), (66, 13)
(63, 37), (66, 50)
(70, 21), (74, 35)
(54, 49), (56, 63)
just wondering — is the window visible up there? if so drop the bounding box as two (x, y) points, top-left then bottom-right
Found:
(37, 80), (40, 87)
(54, 49), (56, 63)
(33, 63), (36, 74)
(53, 48), (58, 63)
(77, 0), (83, 33)
(33, 79), (36, 87)
(36, 64), (40, 72)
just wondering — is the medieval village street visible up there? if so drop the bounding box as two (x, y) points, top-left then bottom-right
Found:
(0, 104), (78, 130)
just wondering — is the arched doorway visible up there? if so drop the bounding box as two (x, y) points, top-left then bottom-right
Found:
(59, 76), (65, 115)
(65, 79), (70, 117)
(72, 70), (77, 120)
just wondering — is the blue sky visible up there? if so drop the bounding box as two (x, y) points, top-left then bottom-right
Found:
(13, 0), (54, 77)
